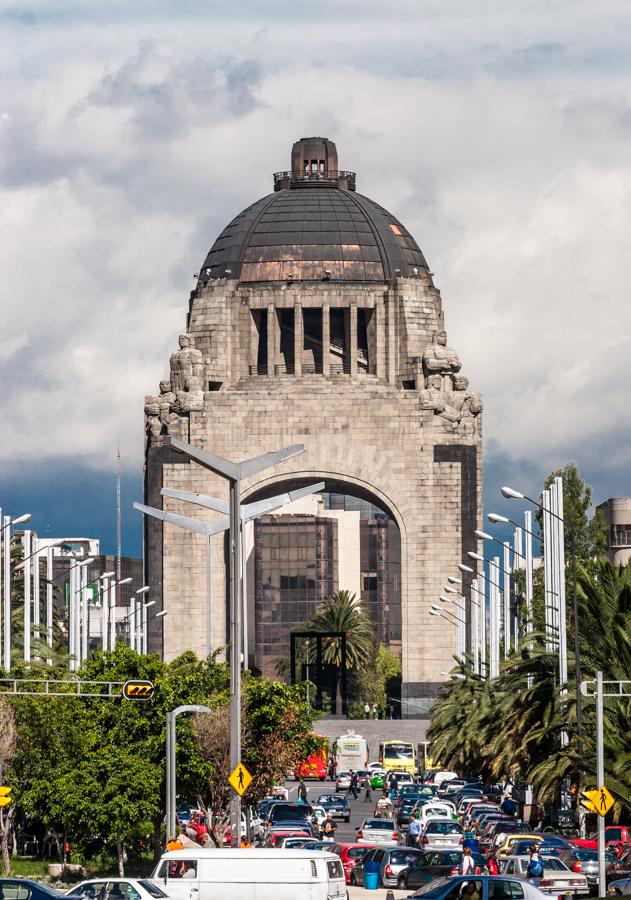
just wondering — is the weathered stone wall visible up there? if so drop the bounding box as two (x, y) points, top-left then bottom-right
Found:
(145, 276), (482, 715)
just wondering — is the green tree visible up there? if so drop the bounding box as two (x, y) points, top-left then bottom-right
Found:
(348, 644), (401, 714)
(301, 590), (374, 710)
(537, 463), (608, 560)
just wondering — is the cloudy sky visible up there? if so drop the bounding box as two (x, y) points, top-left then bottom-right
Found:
(1, 0), (630, 555)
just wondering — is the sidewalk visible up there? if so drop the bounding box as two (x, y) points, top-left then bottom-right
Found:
(347, 887), (409, 900)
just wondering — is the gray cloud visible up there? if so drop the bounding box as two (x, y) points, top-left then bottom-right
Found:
(1, 1), (630, 508)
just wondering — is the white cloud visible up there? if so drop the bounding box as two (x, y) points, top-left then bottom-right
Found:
(1, 0), (631, 497)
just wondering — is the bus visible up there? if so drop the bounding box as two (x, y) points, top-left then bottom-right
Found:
(294, 734), (328, 780)
(333, 731), (368, 773)
(417, 740), (441, 773)
(379, 740), (416, 775)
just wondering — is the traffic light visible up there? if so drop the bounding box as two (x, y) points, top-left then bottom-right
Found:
(0, 786), (11, 808)
(122, 679), (156, 700)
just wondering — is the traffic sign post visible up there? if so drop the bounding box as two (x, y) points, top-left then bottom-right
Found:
(579, 673), (631, 898)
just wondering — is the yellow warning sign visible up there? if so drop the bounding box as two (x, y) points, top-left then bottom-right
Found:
(594, 785), (615, 817)
(229, 763), (252, 796)
(580, 789), (598, 813)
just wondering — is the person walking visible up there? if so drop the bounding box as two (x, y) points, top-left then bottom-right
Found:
(350, 770), (359, 800)
(487, 850), (500, 875)
(364, 778), (372, 803)
(407, 811), (421, 847)
(526, 845), (543, 887)
(460, 847), (476, 876)
(322, 812), (337, 842)
(297, 779), (308, 804)
(389, 772), (399, 801)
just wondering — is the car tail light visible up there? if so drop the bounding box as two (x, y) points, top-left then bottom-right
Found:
(572, 862), (583, 873)
(392, 833), (399, 841)
(385, 865), (394, 876)
(459, 838), (464, 845)
(356, 831), (363, 839)
(422, 836), (429, 845)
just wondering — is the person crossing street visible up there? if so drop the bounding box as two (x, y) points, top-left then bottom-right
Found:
(407, 811), (421, 846)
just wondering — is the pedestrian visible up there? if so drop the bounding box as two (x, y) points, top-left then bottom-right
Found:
(350, 769), (359, 800)
(364, 778), (372, 803)
(487, 850), (499, 875)
(407, 811), (421, 847)
(526, 844), (543, 886)
(372, 702), (377, 719)
(364, 702), (370, 718)
(322, 812), (337, 842)
(297, 779), (308, 804)
(389, 773), (399, 801)
(460, 847), (476, 876)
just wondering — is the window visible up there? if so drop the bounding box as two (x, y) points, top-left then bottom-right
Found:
(138, 884), (167, 898)
(0, 885), (30, 900)
(489, 881), (524, 900)
(167, 861), (197, 879)
(106, 883), (140, 900)
(327, 859), (343, 879)
(67, 884), (102, 898)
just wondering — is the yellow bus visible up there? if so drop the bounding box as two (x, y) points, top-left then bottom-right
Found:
(379, 740), (416, 775)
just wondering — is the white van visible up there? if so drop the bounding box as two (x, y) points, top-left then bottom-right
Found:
(150, 847), (346, 900)
(432, 770), (459, 787)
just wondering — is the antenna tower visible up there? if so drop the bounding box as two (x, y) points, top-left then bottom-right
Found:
(116, 444), (122, 581)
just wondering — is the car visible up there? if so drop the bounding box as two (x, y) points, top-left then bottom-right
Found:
(176, 807), (193, 826)
(310, 805), (327, 828)
(421, 819), (464, 851)
(261, 829), (313, 847)
(557, 848), (618, 890)
(370, 771), (387, 789)
(0, 882), (66, 900)
(185, 810), (209, 843)
(335, 771), (351, 791)
(501, 854), (589, 896)
(398, 799), (423, 829)
(356, 769), (373, 787)
(608, 876), (631, 894)
(356, 817), (401, 845)
(368, 761), (384, 771)
(316, 793), (350, 822)
(401, 874), (555, 900)
(496, 832), (544, 857)
(433, 771), (460, 787)
(351, 846), (426, 887)
(396, 850), (489, 890)
(67, 880), (168, 900)
(330, 842), (381, 884)
(267, 802), (313, 827)
(274, 836), (317, 849)
(389, 771), (414, 785)
(419, 803), (458, 826)
(440, 780), (466, 796)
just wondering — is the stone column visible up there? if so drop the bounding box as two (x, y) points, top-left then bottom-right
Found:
(294, 302), (303, 376)
(266, 304), (276, 375)
(349, 304), (358, 376)
(385, 291), (397, 385)
(322, 303), (330, 375)
(375, 301), (385, 380)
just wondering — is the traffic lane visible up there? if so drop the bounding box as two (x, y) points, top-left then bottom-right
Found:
(283, 778), (401, 843)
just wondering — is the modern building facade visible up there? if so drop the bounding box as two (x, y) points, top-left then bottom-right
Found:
(144, 137), (483, 714)
(597, 497), (631, 566)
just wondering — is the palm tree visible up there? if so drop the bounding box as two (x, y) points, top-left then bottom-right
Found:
(300, 590), (374, 711)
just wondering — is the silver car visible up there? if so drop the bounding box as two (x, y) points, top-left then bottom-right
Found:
(356, 817), (401, 845)
(502, 855), (589, 896)
(421, 817), (464, 851)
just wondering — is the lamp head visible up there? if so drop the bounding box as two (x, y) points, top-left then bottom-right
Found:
(439, 595), (451, 603)
(444, 586), (457, 594)
(468, 551), (485, 562)
(475, 530), (494, 541)
(501, 486), (525, 500)
(136, 585), (150, 594)
(488, 513), (509, 524)
(100, 571), (116, 580)
(429, 609), (440, 616)
(13, 513), (32, 525)
(447, 576), (461, 585)
(458, 563), (474, 574)
(143, 599), (156, 608)
(117, 577), (133, 586)
(79, 557), (94, 567)
(156, 610), (168, 618)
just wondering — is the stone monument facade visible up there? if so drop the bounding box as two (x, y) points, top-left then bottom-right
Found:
(144, 137), (483, 715)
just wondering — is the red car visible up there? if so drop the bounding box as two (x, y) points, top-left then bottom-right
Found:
(332, 842), (380, 884)
(185, 810), (209, 842)
(262, 829), (312, 848)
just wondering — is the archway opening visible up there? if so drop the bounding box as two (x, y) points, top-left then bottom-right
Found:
(243, 479), (401, 714)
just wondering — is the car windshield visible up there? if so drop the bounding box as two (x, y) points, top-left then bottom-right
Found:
(573, 851), (598, 861)
(426, 822), (462, 834)
(347, 847), (371, 858)
(364, 819), (394, 829)
(387, 743), (414, 758)
(319, 795), (345, 804)
(391, 850), (424, 864)
(412, 877), (450, 896)
(270, 804), (310, 820)
(540, 858), (567, 871)
(138, 883), (168, 897)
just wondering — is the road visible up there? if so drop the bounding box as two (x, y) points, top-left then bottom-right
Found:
(283, 776), (410, 898)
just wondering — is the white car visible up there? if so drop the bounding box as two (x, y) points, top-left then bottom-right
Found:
(310, 805), (327, 828)
(356, 817), (401, 845)
(502, 855), (590, 896)
(420, 817), (464, 850)
(67, 879), (168, 900)
(335, 771), (351, 790)
(367, 761), (383, 771)
(418, 802), (457, 824)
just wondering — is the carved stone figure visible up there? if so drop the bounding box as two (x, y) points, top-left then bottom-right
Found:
(174, 375), (205, 415)
(422, 330), (461, 376)
(441, 375), (483, 431)
(170, 334), (204, 394)
(158, 380), (177, 426)
(419, 374), (446, 413)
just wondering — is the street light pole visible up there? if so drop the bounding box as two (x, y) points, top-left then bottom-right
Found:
(167, 436), (305, 846)
(166, 704), (211, 840)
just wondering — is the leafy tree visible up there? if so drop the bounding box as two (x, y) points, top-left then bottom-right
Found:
(537, 463), (608, 560)
(0, 699), (17, 874)
(348, 643), (401, 713)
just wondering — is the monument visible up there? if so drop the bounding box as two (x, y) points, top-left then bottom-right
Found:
(144, 137), (482, 714)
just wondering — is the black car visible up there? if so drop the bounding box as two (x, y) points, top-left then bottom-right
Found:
(267, 801), (313, 826)
(396, 850), (489, 890)
(0, 880), (67, 900)
(316, 793), (351, 822)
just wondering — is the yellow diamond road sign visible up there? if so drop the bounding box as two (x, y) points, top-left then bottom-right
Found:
(580, 789), (598, 813)
(0, 786), (11, 808)
(229, 763), (252, 796)
(595, 785), (615, 816)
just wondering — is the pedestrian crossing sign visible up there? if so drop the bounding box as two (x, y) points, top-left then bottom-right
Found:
(595, 785), (614, 816)
(580, 789), (598, 813)
(229, 762), (252, 796)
